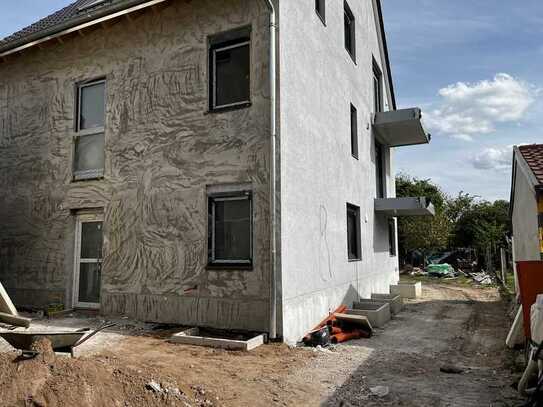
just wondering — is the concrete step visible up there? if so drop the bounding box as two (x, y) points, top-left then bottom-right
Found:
(348, 302), (391, 328)
(370, 293), (403, 314)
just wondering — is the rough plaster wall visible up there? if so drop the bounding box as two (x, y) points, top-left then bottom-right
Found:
(512, 163), (540, 261)
(0, 0), (271, 331)
(278, 0), (399, 343)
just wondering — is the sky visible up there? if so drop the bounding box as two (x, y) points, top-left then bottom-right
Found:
(1, 1), (541, 201)
(381, 0), (543, 201)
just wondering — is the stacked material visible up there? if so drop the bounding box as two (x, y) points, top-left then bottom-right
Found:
(303, 305), (373, 346)
(0, 282), (31, 328)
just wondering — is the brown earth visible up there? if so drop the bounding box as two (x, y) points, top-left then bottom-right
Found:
(0, 281), (526, 407)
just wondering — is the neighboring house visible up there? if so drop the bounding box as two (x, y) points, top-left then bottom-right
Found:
(0, 0), (432, 343)
(510, 144), (543, 262)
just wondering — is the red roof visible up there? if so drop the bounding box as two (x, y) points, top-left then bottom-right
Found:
(519, 144), (543, 185)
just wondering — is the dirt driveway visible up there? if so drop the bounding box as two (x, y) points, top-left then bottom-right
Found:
(0, 281), (525, 406)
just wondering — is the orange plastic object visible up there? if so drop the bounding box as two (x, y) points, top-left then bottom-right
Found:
(303, 305), (348, 342)
(516, 261), (543, 338)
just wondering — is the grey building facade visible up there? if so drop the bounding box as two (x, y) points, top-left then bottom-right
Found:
(0, 0), (430, 343)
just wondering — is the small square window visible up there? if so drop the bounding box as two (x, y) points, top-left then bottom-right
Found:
(74, 80), (105, 180)
(350, 104), (358, 159)
(347, 203), (361, 261)
(210, 36), (250, 110)
(388, 218), (397, 256)
(344, 2), (356, 61)
(208, 192), (253, 267)
(316, 0), (325, 24)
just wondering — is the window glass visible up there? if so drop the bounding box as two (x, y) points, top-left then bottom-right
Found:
(347, 204), (360, 260)
(78, 262), (101, 303)
(80, 221), (103, 259)
(376, 142), (385, 198)
(351, 104), (358, 158)
(74, 133), (104, 176)
(316, 0), (325, 22)
(212, 197), (251, 262)
(388, 218), (397, 256)
(80, 82), (105, 130)
(214, 43), (250, 108)
(344, 2), (355, 59)
(373, 65), (383, 113)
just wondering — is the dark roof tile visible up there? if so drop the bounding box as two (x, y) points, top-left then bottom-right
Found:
(519, 144), (543, 186)
(0, 0), (125, 51)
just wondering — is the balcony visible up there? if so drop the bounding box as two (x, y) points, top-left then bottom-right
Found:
(373, 108), (430, 147)
(375, 197), (435, 217)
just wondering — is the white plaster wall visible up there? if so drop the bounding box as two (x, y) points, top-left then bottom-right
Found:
(512, 162), (540, 261)
(278, 0), (399, 343)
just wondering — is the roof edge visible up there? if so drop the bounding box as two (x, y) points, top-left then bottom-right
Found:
(375, 0), (397, 111)
(0, 0), (166, 57)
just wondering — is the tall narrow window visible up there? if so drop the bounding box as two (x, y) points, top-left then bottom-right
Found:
(388, 218), (397, 256)
(209, 29), (251, 111)
(74, 213), (103, 308)
(347, 203), (361, 261)
(373, 61), (383, 113)
(344, 2), (356, 61)
(208, 191), (253, 267)
(350, 104), (358, 158)
(75, 80), (105, 180)
(316, 0), (326, 24)
(375, 141), (386, 198)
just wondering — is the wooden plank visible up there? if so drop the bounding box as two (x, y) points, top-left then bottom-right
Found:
(0, 282), (18, 316)
(0, 312), (31, 328)
(334, 313), (373, 332)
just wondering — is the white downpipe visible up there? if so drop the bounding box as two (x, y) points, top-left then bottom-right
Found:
(262, 0), (278, 339)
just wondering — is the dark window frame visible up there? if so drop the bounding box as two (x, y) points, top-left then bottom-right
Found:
(208, 30), (251, 112)
(388, 217), (397, 257)
(207, 191), (253, 269)
(373, 60), (383, 113)
(315, 0), (326, 24)
(74, 78), (106, 181)
(347, 203), (361, 261)
(344, 1), (356, 62)
(350, 103), (358, 159)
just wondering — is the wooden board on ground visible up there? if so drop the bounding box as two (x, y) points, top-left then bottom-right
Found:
(0, 282), (18, 316)
(0, 312), (31, 328)
(170, 328), (265, 351)
(334, 313), (373, 332)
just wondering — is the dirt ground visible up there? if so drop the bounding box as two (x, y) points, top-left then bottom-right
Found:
(0, 281), (526, 406)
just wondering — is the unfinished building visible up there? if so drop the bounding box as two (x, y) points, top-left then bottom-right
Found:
(0, 0), (432, 343)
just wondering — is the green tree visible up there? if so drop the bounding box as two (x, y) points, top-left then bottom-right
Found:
(395, 174), (451, 258)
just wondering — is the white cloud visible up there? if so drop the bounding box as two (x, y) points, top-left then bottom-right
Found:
(424, 73), (535, 140)
(471, 145), (515, 170)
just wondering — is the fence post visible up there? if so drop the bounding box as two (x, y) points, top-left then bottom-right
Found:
(500, 247), (507, 286)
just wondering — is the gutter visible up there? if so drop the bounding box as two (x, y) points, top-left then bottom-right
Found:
(0, 0), (169, 58)
(262, 0), (278, 340)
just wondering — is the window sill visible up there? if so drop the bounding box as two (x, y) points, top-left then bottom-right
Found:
(72, 176), (105, 183)
(206, 102), (252, 115)
(348, 258), (362, 263)
(207, 263), (253, 271)
(316, 13), (326, 26)
(346, 50), (357, 65)
(352, 154), (359, 160)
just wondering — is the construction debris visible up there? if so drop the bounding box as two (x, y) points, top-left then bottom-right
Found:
(0, 312), (31, 328)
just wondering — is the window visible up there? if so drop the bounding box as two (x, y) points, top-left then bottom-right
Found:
(209, 30), (251, 111)
(75, 79), (105, 180)
(373, 61), (383, 113)
(73, 213), (103, 308)
(388, 218), (397, 256)
(375, 141), (386, 198)
(347, 203), (361, 261)
(350, 104), (358, 158)
(315, 0), (325, 24)
(344, 1), (355, 61)
(208, 191), (252, 267)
